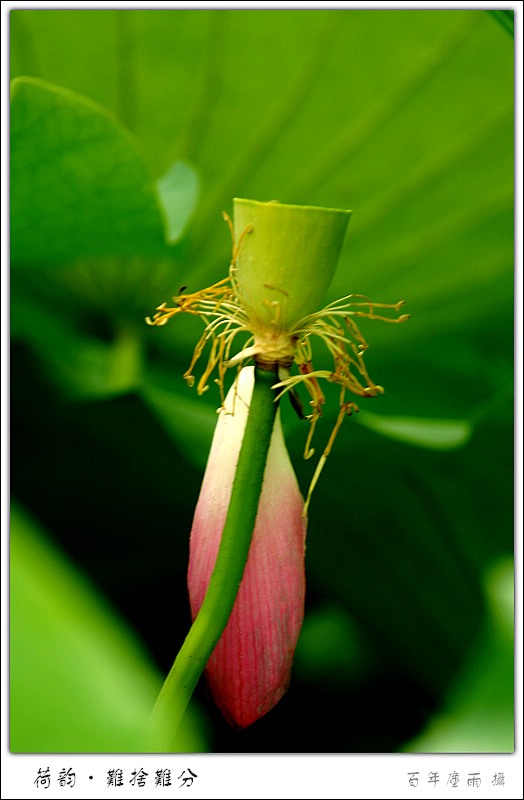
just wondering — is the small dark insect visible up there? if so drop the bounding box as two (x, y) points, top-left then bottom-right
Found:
(178, 285), (188, 294)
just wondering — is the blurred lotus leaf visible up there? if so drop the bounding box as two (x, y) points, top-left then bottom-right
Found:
(10, 8), (513, 753)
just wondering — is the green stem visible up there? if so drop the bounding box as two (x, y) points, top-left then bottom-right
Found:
(148, 367), (279, 750)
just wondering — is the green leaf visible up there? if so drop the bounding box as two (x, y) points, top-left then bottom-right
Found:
(10, 507), (205, 753)
(156, 160), (200, 244)
(11, 76), (179, 264)
(11, 291), (143, 398)
(294, 602), (374, 689)
(488, 10), (514, 37)
(10, 504), (209, 752)
(141, 377), (216, 470)
(356, 409), (472, 450)
(403, 558), (514, 752)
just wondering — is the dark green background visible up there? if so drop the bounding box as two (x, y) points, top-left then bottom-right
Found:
(10, 9), (514, 752)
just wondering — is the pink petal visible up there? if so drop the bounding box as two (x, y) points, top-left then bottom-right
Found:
(188, 367), (307, 728)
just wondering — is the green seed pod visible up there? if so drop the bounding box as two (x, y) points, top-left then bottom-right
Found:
(233, 198), (351, 330)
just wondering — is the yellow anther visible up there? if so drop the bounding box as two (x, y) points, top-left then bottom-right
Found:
(146, 214), (408, 508)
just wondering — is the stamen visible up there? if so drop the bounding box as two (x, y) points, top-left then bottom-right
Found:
(303, 400), (358, 517)
(146, 216), (408, 509)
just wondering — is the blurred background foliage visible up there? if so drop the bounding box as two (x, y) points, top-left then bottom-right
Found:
(9, 8), (514, 752)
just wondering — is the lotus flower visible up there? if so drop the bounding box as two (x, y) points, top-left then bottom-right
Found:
(147, 198), (408, 511)
(187, 366), (306, 727)
(147, 199), (407, 728)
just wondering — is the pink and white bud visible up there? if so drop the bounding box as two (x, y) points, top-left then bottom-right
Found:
(187, 367), (306, 728)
